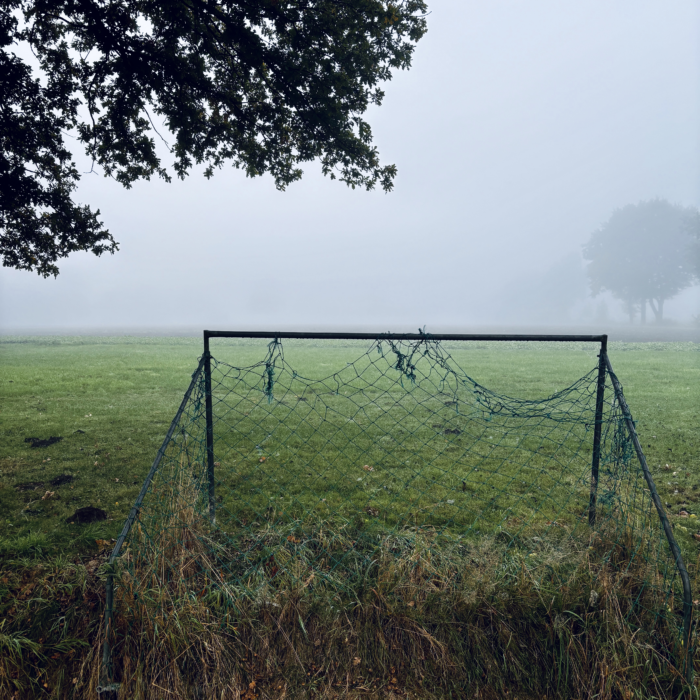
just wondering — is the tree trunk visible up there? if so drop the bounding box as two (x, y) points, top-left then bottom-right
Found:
(640, 299), (647, 324)
(649, 298), (664, 323)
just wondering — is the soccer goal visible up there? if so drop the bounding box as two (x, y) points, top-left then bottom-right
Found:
(97, 331), (693, 695)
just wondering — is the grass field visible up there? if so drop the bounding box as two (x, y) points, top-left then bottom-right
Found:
(1, 336), (698, 559)
(0, 336), (699, 699)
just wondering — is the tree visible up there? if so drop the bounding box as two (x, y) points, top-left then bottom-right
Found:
(583, 199), (698, 324)
(0, 0), (427, 277)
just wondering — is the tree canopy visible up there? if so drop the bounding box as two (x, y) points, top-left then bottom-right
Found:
(583, 199), (698, 323)
(0, 0), (427, 276)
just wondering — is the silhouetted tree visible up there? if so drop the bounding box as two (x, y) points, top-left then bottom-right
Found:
(0, 0), (427, 276)
(583, 199), (698, 323)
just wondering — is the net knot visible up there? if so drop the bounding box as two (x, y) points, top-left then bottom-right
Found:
(263, 338), (282, 403)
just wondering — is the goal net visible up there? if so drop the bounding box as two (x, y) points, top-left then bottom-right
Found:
(98, 333), (692, 693)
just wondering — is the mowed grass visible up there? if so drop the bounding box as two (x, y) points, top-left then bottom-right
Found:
(0, 336), (698, 561)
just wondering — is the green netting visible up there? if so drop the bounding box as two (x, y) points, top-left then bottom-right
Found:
(100, 337), (692, 693)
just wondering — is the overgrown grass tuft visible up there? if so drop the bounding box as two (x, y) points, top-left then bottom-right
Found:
(99, 486), (691, 700)
(0, 530), (693, 699)
(0, 531), (50, 558)
(0, 557), (101, 699)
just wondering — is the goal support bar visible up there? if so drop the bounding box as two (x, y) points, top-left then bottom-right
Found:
(604, 354), (693, 684)
(204, 330), (608, 342)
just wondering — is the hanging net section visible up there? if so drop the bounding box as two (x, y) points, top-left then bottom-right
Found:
(201, 338), (605, 537)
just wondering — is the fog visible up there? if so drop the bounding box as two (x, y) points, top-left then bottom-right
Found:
(2, 0), (699, 334)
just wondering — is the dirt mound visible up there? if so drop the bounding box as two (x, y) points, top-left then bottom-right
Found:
(67, 506), (107, 524)
(24, 436), (63, 448)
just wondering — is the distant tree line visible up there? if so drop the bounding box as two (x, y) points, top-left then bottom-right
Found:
(583, 199), (700, 323)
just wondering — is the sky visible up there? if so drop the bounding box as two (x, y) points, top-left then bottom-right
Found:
(2, 0), (699, 332)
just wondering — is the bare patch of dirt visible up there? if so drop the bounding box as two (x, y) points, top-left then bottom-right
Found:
(67, 506), (107, 524)
(24, 436), (63, 448)
(50, 474), (74, 487)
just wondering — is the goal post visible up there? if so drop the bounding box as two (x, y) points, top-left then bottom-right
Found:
(97, 330), (693, 695)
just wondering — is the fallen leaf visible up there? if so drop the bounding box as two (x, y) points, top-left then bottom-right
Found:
(362, 465), (374, 472)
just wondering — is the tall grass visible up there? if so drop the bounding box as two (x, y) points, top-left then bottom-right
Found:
(101, 464), (691, 699)
(0, 556), (100, 699)
(3, 536), (688, 699)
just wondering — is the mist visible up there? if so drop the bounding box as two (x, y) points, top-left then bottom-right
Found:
(2, 0), (699, 334)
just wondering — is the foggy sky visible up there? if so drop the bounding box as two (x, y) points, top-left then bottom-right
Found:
(2, 0), (699, 331)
